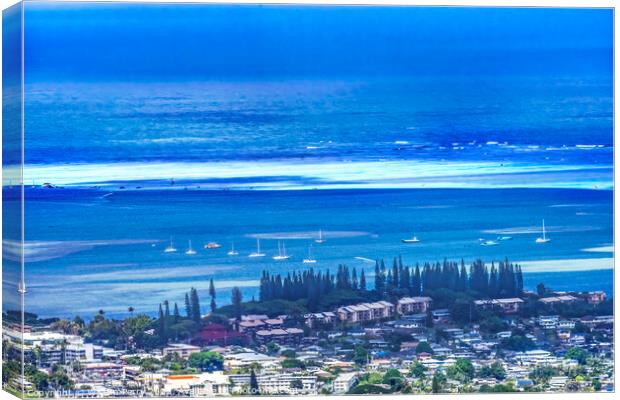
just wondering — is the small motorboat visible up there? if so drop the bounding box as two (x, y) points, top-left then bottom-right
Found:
(401, 235), (420, 243)
(204, 242), (222, 249)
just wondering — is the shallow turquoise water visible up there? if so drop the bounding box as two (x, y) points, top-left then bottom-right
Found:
(19, 187), (612, 319)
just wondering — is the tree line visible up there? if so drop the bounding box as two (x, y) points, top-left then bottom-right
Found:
(258, 257), (524, 308)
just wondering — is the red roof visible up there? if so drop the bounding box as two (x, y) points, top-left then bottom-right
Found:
(197, 324), (248, 344)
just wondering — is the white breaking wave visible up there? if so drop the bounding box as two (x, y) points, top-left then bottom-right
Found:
(7, 159), (612, 190)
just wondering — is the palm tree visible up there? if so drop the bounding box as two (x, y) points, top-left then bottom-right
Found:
(128, 306), (135, 317)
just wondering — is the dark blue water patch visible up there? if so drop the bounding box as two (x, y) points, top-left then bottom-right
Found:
(523, 269), (613, 296)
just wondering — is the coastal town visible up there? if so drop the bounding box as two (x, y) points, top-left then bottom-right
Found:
(2, 258), (614, 397)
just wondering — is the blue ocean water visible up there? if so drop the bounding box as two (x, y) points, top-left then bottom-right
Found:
(23, 78), (612, 167)
(21, 187), (612, 319)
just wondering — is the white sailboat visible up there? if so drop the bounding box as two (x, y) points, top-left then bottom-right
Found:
(185, 240), (197, 255)
(227, 242), (239, 256)
(249, 238), (266, 258)
(315, 229), (326, 244)
(303, 245), (317, 264)
(401, 234), (420, 243)
(535, 219), (551, 243)
(164, 238), (178, 253)
(273, 241), (291, 260)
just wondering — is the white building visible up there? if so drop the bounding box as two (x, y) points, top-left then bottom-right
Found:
(332, 372), (359, 394)
(474, 298), (524, 314)
(162, 372), (231, 396)
(537, 315), (560, 330)
(256, 374), (318, 395)
(163, 343), (202, 358)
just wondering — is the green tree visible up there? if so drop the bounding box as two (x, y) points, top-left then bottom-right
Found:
(188, 351), (224, 372)
(431, 371), (445, 393)
(410, 362), (427, 379)
(565, 347), (589, 365)
(209, 278), (217, 312)
(415, 341), (433, 354)
(477, 362), (506, 380)
(190, 288), (201, 322)
(446, 358), (475, 383)
(353, 345), (369, 365)
(250, 369), (259, 395)
(185, 292), (192, 318)
(231, 287), (243, 319)
(359, 269), (367, 291)
(382, 368), (403, 387)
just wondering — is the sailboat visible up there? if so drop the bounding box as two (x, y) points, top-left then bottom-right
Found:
(401, 234), (420, 243)
(249, 238), (266, 258)
(303, 245), (317, 264)
(315, 229), (326, 244)
(273, 241), (291, 260)
(185, 240), (197, 255)
(535, 219), (551, 243)
(164, 238), (178, 253)
(227, 242), (239, 256)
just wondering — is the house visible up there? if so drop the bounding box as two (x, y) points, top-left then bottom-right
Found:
(229, 373), (317, 395)
(254, 328), (304, 346)
(238, 320), (266, 335)
(332, 372), (359, 394)
(474, 298), (524, 314)
(162, 372), (231, 396)
(585, 291), (607, 304)
(337, 301), (395, 323)
(549, 376), (568, 390)
(431, 309), (451, 324)
(163, 343), (201, 358)
(264, 318), (284, 329)
(397, 297), (432, 314)
(304, 312), (337, 328)
(197, 324), (249, 346)
(539, 295), (579, 306)
(537, 315), (560, 330)
(241, 314), (269, 321)
(224, 351), (279, 370)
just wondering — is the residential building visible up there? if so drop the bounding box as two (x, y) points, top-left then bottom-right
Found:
(585, 291), (607, 304)
(397, 297), (432, 314)
(332, 372), (359, 394)
(431, 309), (451, 324)
(304, 312), (337, 328)
(539, 295), (580, 306)
(254, 328), (304, 346)
(537, 315), (560, 330)
(163, 343), (201, 358)
(337, 301), (395, 323)
(162, 372), (231, 396)
(474, 298), (524, 314)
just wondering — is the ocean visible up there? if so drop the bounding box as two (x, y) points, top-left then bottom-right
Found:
(18, 187), (613, 319)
